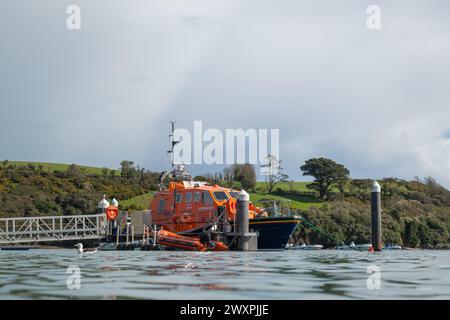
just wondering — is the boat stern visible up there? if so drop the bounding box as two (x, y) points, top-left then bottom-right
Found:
(249, 216), (301, 250)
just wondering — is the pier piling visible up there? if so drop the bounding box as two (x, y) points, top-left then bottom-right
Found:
(371, 181), (382, 251)
(236, 190), (250, 251)
(116, 223), (120, 246)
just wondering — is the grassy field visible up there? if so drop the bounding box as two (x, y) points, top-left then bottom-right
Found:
(252, 181), (322, 211)
(120, 192), (154, 210)
(254, 181), (310, 192)
(6, 161), (117, 175)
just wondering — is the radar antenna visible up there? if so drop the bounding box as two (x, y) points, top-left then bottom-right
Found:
(159, 121), (193, 191)
(167, 121), (178, 169)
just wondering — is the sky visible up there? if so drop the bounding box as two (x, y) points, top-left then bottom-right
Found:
(1, 1), (450, 186)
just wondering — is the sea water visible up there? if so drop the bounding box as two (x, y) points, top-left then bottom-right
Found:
(0, 249), (449, 299)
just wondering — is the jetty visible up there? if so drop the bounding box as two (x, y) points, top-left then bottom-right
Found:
(0, 214), (106, 245)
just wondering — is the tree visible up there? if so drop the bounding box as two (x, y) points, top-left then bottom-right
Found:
(66, 164), (81, 176)
(350, 179), (371, 201)
(234, 164), (256, 190)
(403, 220), (421, 248)
(381, 177), (398, 200)
(120, 160), (136, 179)
(336, 178), (348, 196)
(2, 159), (9, 170)
(223, 166), (236, 187)
(424, 176), (443, 199)
(300, 157), (350, 199)
(260, 155), (288, 193)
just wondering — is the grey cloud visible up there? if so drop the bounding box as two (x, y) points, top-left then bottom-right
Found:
(1, 0), (450, 186)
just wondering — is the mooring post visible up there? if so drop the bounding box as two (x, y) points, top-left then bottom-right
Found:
(116, 223), (120, 246)
(236, 189), (250, 251)
(371, 180), (382, 251)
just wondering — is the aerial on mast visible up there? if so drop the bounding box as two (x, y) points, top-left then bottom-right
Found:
(159, 121), (193, 191)
(167, 121), (179, 169)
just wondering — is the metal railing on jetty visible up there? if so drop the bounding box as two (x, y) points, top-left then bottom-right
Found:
(0, 214), (107, 245)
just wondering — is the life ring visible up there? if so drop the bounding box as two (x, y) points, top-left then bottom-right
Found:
(226, 198), (237, 215)
(106, 206), (118, 221)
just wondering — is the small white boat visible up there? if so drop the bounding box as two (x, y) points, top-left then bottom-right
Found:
(383, 244), (402, 250)
(336, 242), (372, 251)
(297, 244), (323, 250)
(289, 243), (323, 250)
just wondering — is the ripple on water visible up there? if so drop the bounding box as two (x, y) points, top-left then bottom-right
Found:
(1, 249), (450, 299)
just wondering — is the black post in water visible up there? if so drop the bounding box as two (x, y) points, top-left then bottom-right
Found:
(236, 190), (250, 251)
(371, 181), (382, 251)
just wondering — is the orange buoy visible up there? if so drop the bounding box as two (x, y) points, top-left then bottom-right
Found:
(226, 198), (237, 215)
(106, 205), (119, 221)
(208, 241), (228, 251)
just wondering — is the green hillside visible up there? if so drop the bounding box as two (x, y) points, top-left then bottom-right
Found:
(0, 160), (159, 217)
(2, 160), (450, 248)
(8, 161), (118, 175)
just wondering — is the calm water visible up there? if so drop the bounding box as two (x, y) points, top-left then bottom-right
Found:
(1, 249), (449, 299)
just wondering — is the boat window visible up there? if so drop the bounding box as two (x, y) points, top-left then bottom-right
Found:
(202, 191), (214, 206)
(175, 193), (182, 203)
(157, 199), (165, 213)
(194, 192), (201, 203)
(213, 191), (229, 201)
(229, 191), (238, 199)
(185, 192), (192, 203)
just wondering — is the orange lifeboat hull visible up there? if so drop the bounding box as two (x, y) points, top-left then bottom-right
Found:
(157, 230), (228, 251)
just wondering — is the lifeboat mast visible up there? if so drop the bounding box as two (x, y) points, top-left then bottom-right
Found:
(158, 121), (193, 191)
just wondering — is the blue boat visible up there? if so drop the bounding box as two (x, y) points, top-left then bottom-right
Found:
(249, 216), (301, 250)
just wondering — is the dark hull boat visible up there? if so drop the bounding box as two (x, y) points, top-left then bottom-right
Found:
(249, 216), (301, 250)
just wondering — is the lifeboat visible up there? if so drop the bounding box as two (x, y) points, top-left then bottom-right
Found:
(149, 165), (301, 250)
(149, 124), (301, 250)
(156, 230), (228, 252)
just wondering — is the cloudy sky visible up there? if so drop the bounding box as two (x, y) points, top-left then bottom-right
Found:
(1, 1), (450, 186)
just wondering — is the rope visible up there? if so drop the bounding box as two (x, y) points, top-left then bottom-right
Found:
(299, 216), (343, 245)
